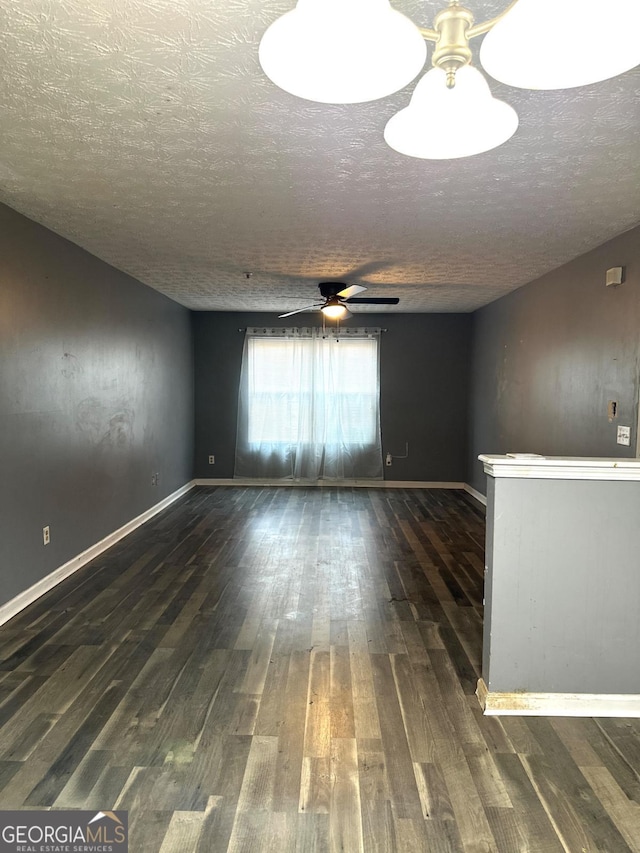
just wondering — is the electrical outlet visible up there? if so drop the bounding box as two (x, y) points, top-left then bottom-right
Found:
(208, 455), (215, 465)
(385, 453), (392, 466)
(43, 526), (50, 545)
(617, 425), (631, 446)
(151, 472), (159, 486)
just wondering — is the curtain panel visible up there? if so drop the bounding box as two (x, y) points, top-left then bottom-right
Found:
(234, 327), (383, 481)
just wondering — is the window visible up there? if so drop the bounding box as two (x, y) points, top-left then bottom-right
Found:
(235, 328), (383, 481)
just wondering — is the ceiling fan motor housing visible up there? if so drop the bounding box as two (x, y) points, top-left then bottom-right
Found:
(318, 282), (348, 298)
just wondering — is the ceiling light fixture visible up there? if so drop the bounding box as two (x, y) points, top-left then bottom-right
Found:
(259, 0), (640, 160)
(384, 65), (518, 159)
(320, 296), (351, 320)
(258, 0), (427, 104)
(480, 0), (640, 91)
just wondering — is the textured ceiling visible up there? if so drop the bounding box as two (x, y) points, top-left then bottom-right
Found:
(0, 0), (639, 314)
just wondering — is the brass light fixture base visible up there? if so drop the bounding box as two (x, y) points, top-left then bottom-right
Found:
(432, 2), (474, 87)
(420, 0), (520, 87)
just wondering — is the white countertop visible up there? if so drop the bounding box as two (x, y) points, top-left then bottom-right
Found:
(479, 454), (640, 480)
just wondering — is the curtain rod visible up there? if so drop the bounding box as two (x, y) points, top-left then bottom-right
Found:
(237, 328), (388, 332)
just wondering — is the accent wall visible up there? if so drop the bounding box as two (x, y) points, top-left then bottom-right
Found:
(192, 312), (471, 483)
(468, 224), (640, 494)
(0, 204), (194, 609)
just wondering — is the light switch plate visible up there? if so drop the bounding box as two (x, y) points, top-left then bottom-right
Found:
(606, 266), (624, 287)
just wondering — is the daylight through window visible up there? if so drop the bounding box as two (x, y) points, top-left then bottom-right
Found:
(234, 329), (383, 481)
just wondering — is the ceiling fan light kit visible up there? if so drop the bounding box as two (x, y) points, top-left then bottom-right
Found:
(321, 296), (352, 320)
(259, 0), (640, 159)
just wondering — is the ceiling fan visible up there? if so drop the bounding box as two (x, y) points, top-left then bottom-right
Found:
(279, 282), (400, 320)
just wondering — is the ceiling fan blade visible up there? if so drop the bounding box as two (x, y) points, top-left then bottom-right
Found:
(278, 304), (320, 318)
(337, 284), (367, 299)
(345, 297), (400, 305)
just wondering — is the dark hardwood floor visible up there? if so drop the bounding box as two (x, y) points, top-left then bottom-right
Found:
(1, 486), (640, 852)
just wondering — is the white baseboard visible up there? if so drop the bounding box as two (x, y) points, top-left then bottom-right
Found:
(476, 678), (640, 717)
(194, 478), (468, 489)
(464, 484), (487, 505)
(0, 481), (195, 628)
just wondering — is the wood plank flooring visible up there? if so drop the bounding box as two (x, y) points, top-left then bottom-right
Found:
(2, 486), (640, 852)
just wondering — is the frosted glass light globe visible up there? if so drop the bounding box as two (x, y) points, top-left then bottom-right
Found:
(480, 0), (640, 90)
(384, 66), (519, 160)
(322, 302), (350, 320)
(259, 0), (427, 104)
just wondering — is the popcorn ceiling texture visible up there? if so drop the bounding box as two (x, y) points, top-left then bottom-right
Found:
(0, 0), (638, 313)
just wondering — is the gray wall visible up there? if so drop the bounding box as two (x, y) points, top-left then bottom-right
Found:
(483, 476), (640, 695)
(0, 204), (194, 608)
(468, 225), (640, 494)
(193, 312), (471, 482)
(5, 196), (636, 611)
